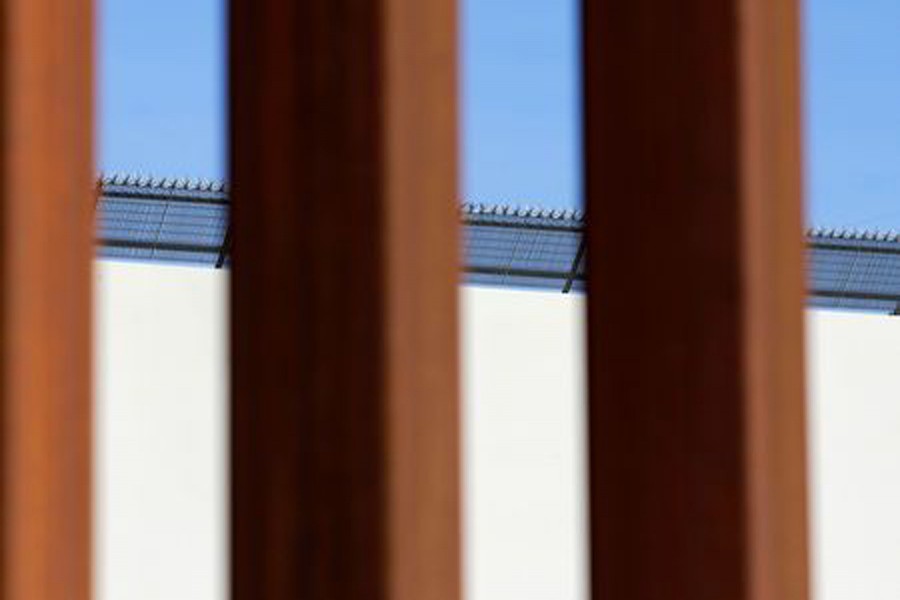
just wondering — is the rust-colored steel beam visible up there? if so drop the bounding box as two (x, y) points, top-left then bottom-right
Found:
(0, 0), (94, 598)
(229, 1), (460, 599)
(583, 0), (809, 598)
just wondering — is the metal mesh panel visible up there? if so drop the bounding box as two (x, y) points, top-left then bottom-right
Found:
(807, 232), (900, 312)
(97, 176), (229, 268)
(95, 179), (900, 313)
(462, 204), (584, 292)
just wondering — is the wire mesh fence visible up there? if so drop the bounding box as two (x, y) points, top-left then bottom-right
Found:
(96, 177), (900, 314)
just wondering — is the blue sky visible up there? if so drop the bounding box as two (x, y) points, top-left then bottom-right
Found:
(100, 0), (225, 180)
(806, 0), (900, 230)
(100, 0), (900, 228)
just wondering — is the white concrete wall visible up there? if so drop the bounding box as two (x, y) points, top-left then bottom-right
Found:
(463, 288), (588, 600)
(95, 262), (228, 600)
(808, 312), (900, 600)
(95, 261), (900, 600)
